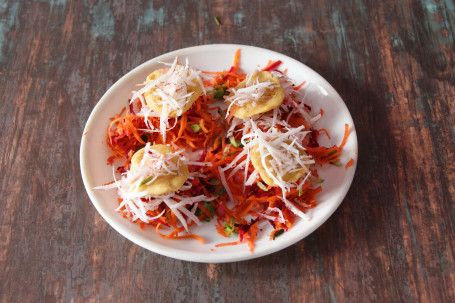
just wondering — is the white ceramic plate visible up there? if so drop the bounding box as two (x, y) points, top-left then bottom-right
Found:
(80, 44), (358, 263)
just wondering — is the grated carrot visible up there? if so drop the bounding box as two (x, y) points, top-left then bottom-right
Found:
(345, 158), (354, 169)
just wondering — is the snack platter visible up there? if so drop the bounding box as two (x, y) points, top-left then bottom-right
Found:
(80, 44), (358, 263)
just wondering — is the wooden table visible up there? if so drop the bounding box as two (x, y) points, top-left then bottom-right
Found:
(1, 0), (454, 302)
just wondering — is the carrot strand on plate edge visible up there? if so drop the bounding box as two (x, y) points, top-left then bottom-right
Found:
(345, 158), (355, 169)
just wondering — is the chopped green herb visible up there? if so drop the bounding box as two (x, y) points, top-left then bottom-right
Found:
(208, 178), (221, 185)
(222, 146), (230, 159)
(139, 176), (154, 187)
(215, 187), (227, 197)
(316, 178), (325, 183)
(208, 87), (227, 98)
(331, 161), (343, 167)
(299, 187), (303, 196)
(325, 149), (338, 157)
(229, 136), (242, 148)
(190, 124), (201, 133)
(257, 182), (268, 191)
(204, 202), (215, 214)
(214, 16), (221, 26)
(203, 202), (215, 221)
(196, 202), (216, 222)
(224, 220), (237, 235)
(218, 107), (224, 117)
(273, 229), (285, 240)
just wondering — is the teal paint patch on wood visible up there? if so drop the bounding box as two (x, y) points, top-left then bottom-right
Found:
(137, 2), (165, 32)
(327, 284), (338, 303)
(441, 0), (455, 42)
(331, 10), (360, 80)
(420, 0), (455, 45)
(139, 250), (148, 272)
(447, 116), (455, 144)
(233, 12), (244, 26)
(0, 2), (20, 62)
(143, 2), (165, 27)
(33, 0), (68, 8)
(403, 191), (429, 285)
(424, 1), (438, 13)
(442, 0), (455, 15)
(283, 27), (317, 53)
(391, 33), (404, 49)
(211, 284), (221, 303)
(89, 1), (115, 40)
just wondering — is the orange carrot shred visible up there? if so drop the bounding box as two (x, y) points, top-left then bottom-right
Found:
(215, 241), (241, 248)
(233, 48), (241, 70)
(293, 81), (306, 90)
(345, 158), (354, 169)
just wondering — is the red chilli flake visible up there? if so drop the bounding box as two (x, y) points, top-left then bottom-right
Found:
(262, 60), (282, 72)
(128, 99), (136, 115)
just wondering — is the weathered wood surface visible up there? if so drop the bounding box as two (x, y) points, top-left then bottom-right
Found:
(0, 0), (454, 302)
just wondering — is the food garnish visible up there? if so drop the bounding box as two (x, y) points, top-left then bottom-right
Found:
(225, 70), (285, 119)
(96, 50), (351, 253)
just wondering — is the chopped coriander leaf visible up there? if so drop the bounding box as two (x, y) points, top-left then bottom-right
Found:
(214, 16), (221, 26)
(190, 124), (201, 133)
(203, 202), (216, 221)
(139, 176), (154, 187)
(208, 87), (227, 98)
(316, 178), (325, 183)
(204, 202), (216, 215)
(195, 202), (216, 222)
(325, 149), (338, 157)
(215, 187), (227, 197)
(331, 161), (343, 167)
(299, 187), (303, 196)
(257, 182), (268, 191)
(273, 229), (285, 240)
(208, 178), (221, 185)
(229, 136), (242, 148)
(224, 220), (237, 235)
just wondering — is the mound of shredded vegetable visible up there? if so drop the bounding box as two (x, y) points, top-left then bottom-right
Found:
(95, 49), (350, 252)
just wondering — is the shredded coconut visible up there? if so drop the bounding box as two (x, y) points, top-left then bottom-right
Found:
(225, 70), (278, 117)
(130, 57), (204, 140)
(94, 143), (215, 231)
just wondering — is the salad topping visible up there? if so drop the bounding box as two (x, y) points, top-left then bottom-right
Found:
(95, 49), (351, 252)
(225, 70), (285, 119)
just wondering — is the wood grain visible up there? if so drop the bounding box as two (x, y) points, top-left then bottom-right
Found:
(0, 0), (454, 302)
